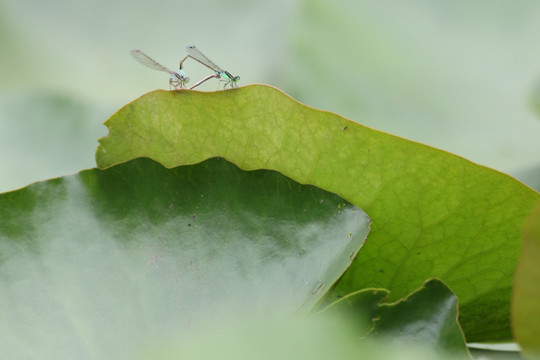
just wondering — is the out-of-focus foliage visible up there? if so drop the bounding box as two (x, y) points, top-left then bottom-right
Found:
(2, 1), (540, 192)
(512, 202), (540, 359)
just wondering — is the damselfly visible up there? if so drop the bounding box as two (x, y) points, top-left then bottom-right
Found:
(130, 49), (189, 90)
(179, 46), (240, 89)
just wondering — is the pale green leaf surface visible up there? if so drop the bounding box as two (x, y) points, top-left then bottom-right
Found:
(96, 85), (540, 341)
(0, 157), (370, 359)
(138, 314), (467, 360)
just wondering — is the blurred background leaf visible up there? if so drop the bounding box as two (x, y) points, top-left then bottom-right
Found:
(136, 313), (471, 360)
(0, 94), (108, 191)
(2, 0), (540, 192)
(512, 202), (540, 359)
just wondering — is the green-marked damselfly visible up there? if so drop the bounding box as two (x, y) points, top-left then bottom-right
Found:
(180, 46), (240, 89)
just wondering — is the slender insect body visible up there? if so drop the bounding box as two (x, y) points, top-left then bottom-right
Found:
(179, 46), (240, 90)
(131, 46), (239, 90)
(130, 49), (189, 90)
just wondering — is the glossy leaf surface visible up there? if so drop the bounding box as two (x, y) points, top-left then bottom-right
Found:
(0, 157), (370, 359)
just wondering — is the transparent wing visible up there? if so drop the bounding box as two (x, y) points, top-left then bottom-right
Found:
(185, 46), (226, 73)
(130, 49), (175, 74)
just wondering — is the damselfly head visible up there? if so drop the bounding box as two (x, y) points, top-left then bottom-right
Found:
(224, 71), (240, 82)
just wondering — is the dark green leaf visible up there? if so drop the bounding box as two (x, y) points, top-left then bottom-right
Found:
(372, 279), (469, 358)
(317, 279), (471, 359)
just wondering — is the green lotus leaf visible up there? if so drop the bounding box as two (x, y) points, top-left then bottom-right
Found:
(96, 85), (540, 341)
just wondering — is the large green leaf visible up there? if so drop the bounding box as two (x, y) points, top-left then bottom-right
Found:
(0, 157), (370, 359)
(96, 85), (540, 341)
(512, 202), (540, 359)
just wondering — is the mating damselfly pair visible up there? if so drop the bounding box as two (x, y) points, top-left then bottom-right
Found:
(130, 46), (240, 90)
